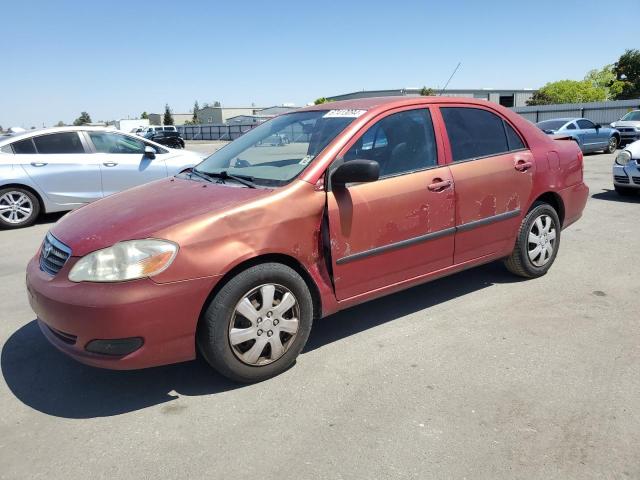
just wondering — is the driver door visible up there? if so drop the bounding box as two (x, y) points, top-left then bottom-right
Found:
(84, 131), (169, 196)
(326, 107), (455, 301)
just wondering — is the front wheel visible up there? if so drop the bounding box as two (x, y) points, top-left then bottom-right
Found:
(0, 187), (40, 229)
(605, 136), (618, 154)
(197, 263), (313, 383)
(504, 203), (561, 278)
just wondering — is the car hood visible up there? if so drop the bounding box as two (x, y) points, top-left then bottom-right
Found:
(624, 140), (640, 158)
(611, 121), (640, 128)
(50, 177), (273, 256)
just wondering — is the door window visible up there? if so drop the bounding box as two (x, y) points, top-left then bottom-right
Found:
(89, 132), (146, 154)
(441, 107), (515, 162)
(576, 119), (595, 129)
(33, 132), (85, 154)
(504, 122), (525, 150)
(11, 139), (37, 154)
(344, 109), (438, 177)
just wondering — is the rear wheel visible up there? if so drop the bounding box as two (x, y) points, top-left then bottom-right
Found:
(0, 188), (40, 229)
(605, 136), (618, 154)
(504, 202), (561, 278)
(614, 185), (637, 197)
(197, 263), (313, 383)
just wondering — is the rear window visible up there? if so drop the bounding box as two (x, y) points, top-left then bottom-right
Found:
(441, 107), (509, 162)
(537, 120), (567, 131)
(33, 132), (84, 154)
(12, 138), (37, 154)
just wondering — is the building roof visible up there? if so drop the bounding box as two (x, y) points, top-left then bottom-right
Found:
(328, 87), (536, 101)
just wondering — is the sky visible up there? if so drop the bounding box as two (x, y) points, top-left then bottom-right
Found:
(1, 0), (637, 128)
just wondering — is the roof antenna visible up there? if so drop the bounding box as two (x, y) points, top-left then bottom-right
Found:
(439, 62), (462, 96)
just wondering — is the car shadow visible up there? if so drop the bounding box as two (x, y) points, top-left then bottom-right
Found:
(2, 262), (521, 419)
(35, 211), (67, 225)
(591, 189), (640, 203)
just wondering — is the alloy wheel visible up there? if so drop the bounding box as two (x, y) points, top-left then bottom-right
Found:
(228, 284), (300, 366)
(0, 191), (33, 225)
(527, 214), (557, 267)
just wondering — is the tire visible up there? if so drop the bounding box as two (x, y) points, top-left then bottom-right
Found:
(614, 185), (637, 197)
(605, 136), (618, 154)
(503, 202), (561, 279)
(0, 187), (40, 229)
(197, 263), (314, 383)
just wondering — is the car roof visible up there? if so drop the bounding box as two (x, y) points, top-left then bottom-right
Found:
(0, 126), (118, 146)
(538, 118), (576, 123)
(298, 95), (506, 113)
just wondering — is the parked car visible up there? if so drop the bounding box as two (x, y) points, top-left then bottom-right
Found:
(0, 126), (202, 228)
(610, 110), (640, 145)
(26, 97), (588, 382)
(143, 130), (185, 149)
(612, 139), (640, 196)
(536, 117), (620, 154)
(139, 126), (178, 136)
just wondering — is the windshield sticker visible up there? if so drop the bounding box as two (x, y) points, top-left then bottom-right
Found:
(323, 109), (367, 118)
(299, 155), (313, 166)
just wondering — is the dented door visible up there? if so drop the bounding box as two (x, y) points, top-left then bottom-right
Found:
(327, 167), (455, 301)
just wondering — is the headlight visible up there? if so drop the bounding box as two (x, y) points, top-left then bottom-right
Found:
(69, 239), (178, 282)
(615, 150), (632, 166)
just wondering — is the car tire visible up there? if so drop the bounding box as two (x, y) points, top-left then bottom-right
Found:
(197, 263), (314, 383)
(503, 202), (561, 279)
(605, 136), (618, 154)
(614, 185), (637, 197)
(0, 187), (41, 229)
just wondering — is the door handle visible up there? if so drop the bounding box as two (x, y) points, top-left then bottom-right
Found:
(30, 162), (47, 167)
(427, 178), (452, 192)
(103, 162), (118, 167)
(514, 160), (533, 172)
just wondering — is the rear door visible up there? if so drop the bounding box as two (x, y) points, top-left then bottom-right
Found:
(85, 131), (169, 196)
(437, 106), (533, 264)
(16, 132), (102, 207)
(326, 107), (455, 301)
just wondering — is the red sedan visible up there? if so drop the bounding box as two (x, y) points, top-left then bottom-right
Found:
(26, 97), (588, 382)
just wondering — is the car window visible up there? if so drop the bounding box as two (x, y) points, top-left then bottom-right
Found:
(504, 122), (525, 150)
(142, 140), (168, 154)
(441, 107), (509, 162)
(344, 109), (438, 177)
(576, 119), (595, 129)
(1, 144), (14, 154)
(11, 139), (37, 154)
(89, 132), (146, 154)
(566, 123), (577, 130)
(33, 132), (85, 154)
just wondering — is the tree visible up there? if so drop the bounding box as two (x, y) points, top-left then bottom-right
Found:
(213, 101), (221, 107)
(163, 104), (174, 125)
(192, 100), (200, 123)
(140, 111), (149, 120)
(584, 65), (625, 100)
(55, 121), (65, 127)
(526, 80), (607, 106)
(314, 97), (331, 105)
(613, 49), (640, 100)
(419, 86), (435, 96)
(73, 111), (92, 126)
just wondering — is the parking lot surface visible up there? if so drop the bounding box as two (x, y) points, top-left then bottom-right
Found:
(0, 149), (638, 479)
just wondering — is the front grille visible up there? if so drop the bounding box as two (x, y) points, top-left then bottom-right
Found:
(39, 233), (72, 276)
(614, 175), (630, 184)
(618, 128), (634, 133)
(633, 177), (640, 185)
(45, 324), (77, 345)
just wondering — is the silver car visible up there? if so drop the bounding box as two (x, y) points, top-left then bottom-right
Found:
(610, 110), (640, 145)
(0, 126), (202, 228)
(612, 139), (640, 196)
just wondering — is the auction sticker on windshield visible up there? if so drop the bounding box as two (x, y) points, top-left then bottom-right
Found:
(323, 109), (367, 118)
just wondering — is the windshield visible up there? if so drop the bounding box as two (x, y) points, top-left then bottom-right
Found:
(536, 120), (568, 131)
(621, 111), (640, 121)
(195, 111), (358, 186)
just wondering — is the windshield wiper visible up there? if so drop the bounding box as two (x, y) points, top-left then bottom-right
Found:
(199, 170), (258, 189)
(189, 168), (213, 183)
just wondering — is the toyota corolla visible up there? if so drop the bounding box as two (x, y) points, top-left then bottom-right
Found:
(26, 97), (588, 382)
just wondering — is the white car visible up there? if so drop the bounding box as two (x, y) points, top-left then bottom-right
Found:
(0, 126), (203, 228)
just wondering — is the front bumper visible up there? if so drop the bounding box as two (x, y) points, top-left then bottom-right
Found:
(26, 255), (218, 370)
(613, 161), (640, 189)
(618, 131), (640, 144)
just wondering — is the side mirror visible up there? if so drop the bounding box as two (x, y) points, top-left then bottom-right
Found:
(331, 160), (379, 186)
(144, 146), (156, 159)
(595, 123), (602, 129)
